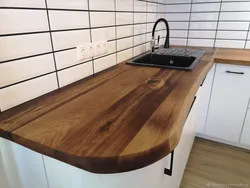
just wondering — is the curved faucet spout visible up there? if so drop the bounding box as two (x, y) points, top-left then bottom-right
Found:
(151, 18), (170, 52)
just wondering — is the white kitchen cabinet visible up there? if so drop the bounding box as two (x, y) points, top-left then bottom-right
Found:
(240, 109), (250, 145)
(196, 65), (215, 134)
(44, 154), (165, 188)
(0, 138), (49, 188)
(206, 63), (250, 142)
(0, 143), (10, 188)
(163, 94), (199, 188)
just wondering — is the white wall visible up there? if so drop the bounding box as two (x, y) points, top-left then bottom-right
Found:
(166, 0), (250, 48)
(0, 0), (168, 112)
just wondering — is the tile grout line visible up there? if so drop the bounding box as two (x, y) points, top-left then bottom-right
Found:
(186, 1), (193, 47)
(115, 0), (118, 64)
(86, 0), (95, 74)
(244, 22), (250, 49)
(44, 0), (60, 88)
(133, 0), (135, 57)
(213, 0), (223, 48)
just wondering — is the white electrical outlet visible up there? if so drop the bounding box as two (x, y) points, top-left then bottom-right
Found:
(87, 44), (94, 57)
(93, 41), (108, 57)
(94, 42), (101, 56)
(77, 41), (108, 60)
(77, 45), (88, 60)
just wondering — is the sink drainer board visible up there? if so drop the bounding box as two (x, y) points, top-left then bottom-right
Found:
(127, 48), (206, 70)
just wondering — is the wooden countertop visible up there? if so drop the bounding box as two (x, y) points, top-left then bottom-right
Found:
(1, 47), (248, 174)
(215, 48), (250, 66)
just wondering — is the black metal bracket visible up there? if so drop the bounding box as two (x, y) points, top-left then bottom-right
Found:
(164, 150), (174, 176)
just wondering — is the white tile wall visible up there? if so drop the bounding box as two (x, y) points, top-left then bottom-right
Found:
(166, 0), (250, 49)
(2, 0), (250, 112)
(0, 0), (167, 112)
(0, 9), (49, 35)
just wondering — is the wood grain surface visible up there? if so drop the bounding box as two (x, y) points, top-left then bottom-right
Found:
(0, 47), (216, 173)
(215, 48), (250, 66)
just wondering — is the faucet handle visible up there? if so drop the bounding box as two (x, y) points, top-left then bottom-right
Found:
(151, 37), (155, 53)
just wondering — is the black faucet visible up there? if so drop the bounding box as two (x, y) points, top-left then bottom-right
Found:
(151, 18), (170, 53)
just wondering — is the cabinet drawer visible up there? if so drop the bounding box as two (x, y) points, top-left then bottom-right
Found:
(240, 109), (250, 146)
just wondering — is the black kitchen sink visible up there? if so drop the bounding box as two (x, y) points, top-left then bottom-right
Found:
(127, 48), (206, 70)
(134, 54), (196, 68)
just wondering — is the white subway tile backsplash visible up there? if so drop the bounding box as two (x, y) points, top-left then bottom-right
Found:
(55, 49), (91, 70)
(215, 40), (245, 49)
(0, 54), (55, 87)
(158, 4), (166, 13)
(58, 61), (93, 88)
(134, 44), (146, 57)
(117, 48), (133, 63)
(52, 30), (90, 50)
(0, 33), (52, 62)
(134, 13), (147, 24)
(46, 0), (88, 10)
(170, 38), (187, 46)
(221, 2), (250, 11)
(218, 22), (249, 31)
(216, 31), (247, 40)
(191, 13), (219, 21)
(116, 13), (134, 25)
(0, 73), (58, 111)
(147, 13), (157, 22)
(147, 2), (158, 12)
(94, 54), (116, 73)
(166, 0), (191, 3)
(134, 34), (146, 45)
(0, 0), (45, 8)
(219, 12), (250, 21)
(116, 0), (133, 11)
(0, 9), (49, 35)
(3, 0), (250, 111)
(90, 12), (115, 27)
(117, 25), (134, 39)
(117, 37), (133, 51)
(134, 1), (147, 12)
(245, 41), (250, 49)
(166, 13), (190, 21)
(89, 0), (115, 11)
(169, 22), (189, 29)
(91, 27), (116, 41)
(192, 3), (220, 12)
(188, 38), (214, 47)
(166, 4), (191, 12)
(189, 22), (217, 30)
(49, 11), (89, 30)
(134, 24), (147, 35)
(189, 31), (216, 39)
(193, 0), (220, 2)
(171, 30), (188, 38)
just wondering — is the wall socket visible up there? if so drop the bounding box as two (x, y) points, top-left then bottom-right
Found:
(77, 41), (108, 61)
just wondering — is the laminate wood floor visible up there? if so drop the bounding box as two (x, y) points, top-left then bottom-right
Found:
(180, 138), (250, 188)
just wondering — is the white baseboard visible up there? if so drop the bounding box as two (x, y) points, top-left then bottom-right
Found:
(195, 133), (250, 150)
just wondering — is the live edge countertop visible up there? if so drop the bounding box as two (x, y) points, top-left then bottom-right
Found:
(0, 47), (247, 174)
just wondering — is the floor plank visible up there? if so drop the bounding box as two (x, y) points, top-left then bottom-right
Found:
(180, 138), (250, 188)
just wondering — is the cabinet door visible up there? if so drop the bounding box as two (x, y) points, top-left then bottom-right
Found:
(0, 138), (49, 188)
(163, 96), (199, 188)
(196, 65), (215, 134)
(0, 144), (10, 188)
(44, 154), (165, 188)
(206, 64), (250, 142)
(240, 109), (250, 145)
